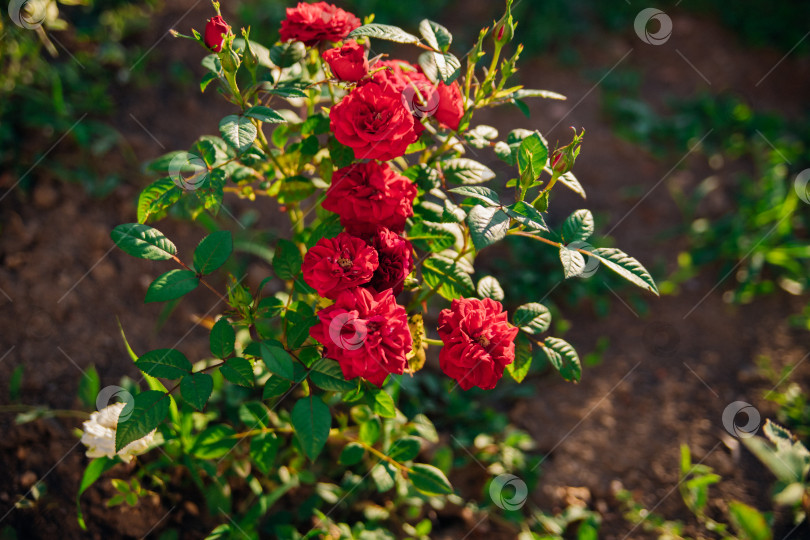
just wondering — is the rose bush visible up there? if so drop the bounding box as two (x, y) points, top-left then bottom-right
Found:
(78, 0), (659, 535)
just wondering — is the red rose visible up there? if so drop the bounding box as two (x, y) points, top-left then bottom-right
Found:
(279, 2), (360, 46)
(329, 80), (418, 161)
(437, 298), (519, 390)
(322, 161), (417, 235)
(310, 287), (412, 387)
(372, 60), (435, 132)
(302, 232), (379, 299)
(322, 40), (368, 82)
(204, 15), (230, 52)
(434, 81), (464, 131)
(366, 227), (414, 296)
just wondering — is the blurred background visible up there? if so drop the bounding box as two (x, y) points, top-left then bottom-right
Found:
(1, 0), (809, 538)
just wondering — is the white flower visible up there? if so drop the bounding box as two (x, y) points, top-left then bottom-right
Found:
(80, 402), (155, 463)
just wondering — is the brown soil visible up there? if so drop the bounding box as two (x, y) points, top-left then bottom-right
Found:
(1, 1), (809, 539)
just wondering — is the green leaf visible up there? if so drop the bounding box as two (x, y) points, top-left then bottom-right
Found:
(339, 442), (365, 466)
(409, 463), (453, 496)
(348, 23), (420, 44)
(372, 389), (396, 419)
(517, 133), (548, 184)
(269, 41), (306, 67)
(591, 248), (659, 295)
(477, 276), (504, 301)
(408, 220), (457, 253)
(467, 205), (509, 250)
(728, 501), (772, 540)
(250, 432), (280, 475)
(418, 19), (452, 52)
(543, 337), (581, 382)
(762, 419), (794, 449)
(262, 376), (292, 400)
(433, 52), (461, 84)
(328, 137), (354, 169)
(507, 333), (532, 383)
(78, 365), (100, 409)
(244, 106), (286, 124)
(292, 396), (331, 460)
(562, 210), (594, 243)
(220, 358), (254, 387)
(371, 461), (396, 493)
(137, 178), (182, 224)
(111, 223), (177, 261)
(261, 342), (295, 381)
(77, 457), (117, 530)
(135, 349), (192, 379)
(449, 186), (500, 206)
(115, 390), (168, 452)
(559, 246), (587, 279)
(422, 256), (475, 300)
(310, 358), (355, 392)
(442, 158), (495, 185)
(191, 425), (236, 459)
(513, 303), (551, 334)
(145, 269), (199, 303)
(360, 418), (381, 445)
(200, 72), (217, 92)
(273, 239), (303, 280)
(505, 201), (549, 231)
(219, 115), (257, 153)
(388, 437), (421, 462)
(180, 373), (213, 411)
(194, 231), (233, 275)
(210, 318), (235, 359)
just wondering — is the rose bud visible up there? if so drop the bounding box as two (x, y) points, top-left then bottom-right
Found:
(204, 15), (230, 52)
(551, 128), (585, 175)
(322, 40), (369, 82)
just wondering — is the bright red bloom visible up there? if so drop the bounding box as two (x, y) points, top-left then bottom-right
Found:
(204, 15), (230, 52)
(437, 298), (519, 390)
(372, 60), (434, 134)
(322, 40), (368, 82)
(310, 287), (412, 387)
(329, 80), (418, 161)
(302, 232), (379, 299)
(322, 161), (417, 235)
(434, 81), (464, 131)
(279, 2), (360, 46)
(367, 227), (413, 296)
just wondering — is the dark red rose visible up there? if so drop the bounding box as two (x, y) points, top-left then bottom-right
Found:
(322, 40), (368, 82)
(329, 80), (419, 161)
(302, 232), (379, 299)
(279, 2), (360, 46)
(434, 81), (464, 131)
(322, 161), (417, 235)
(366, 227), (414, 296)
(437, 298), (519, 390)
(372, 60), (435, 133)
(204, 15), (230, 52)
(310, 287), (412, 387)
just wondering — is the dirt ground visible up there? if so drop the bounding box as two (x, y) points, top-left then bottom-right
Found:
(1, 1), (809, 538)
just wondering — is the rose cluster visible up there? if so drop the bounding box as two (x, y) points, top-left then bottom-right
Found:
(275, 2), (517, 390)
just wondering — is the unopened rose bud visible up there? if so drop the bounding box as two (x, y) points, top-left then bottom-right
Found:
(492, 1), (515, 46)
(204, 15), (230, 52)
(551, 128), (585, 175)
